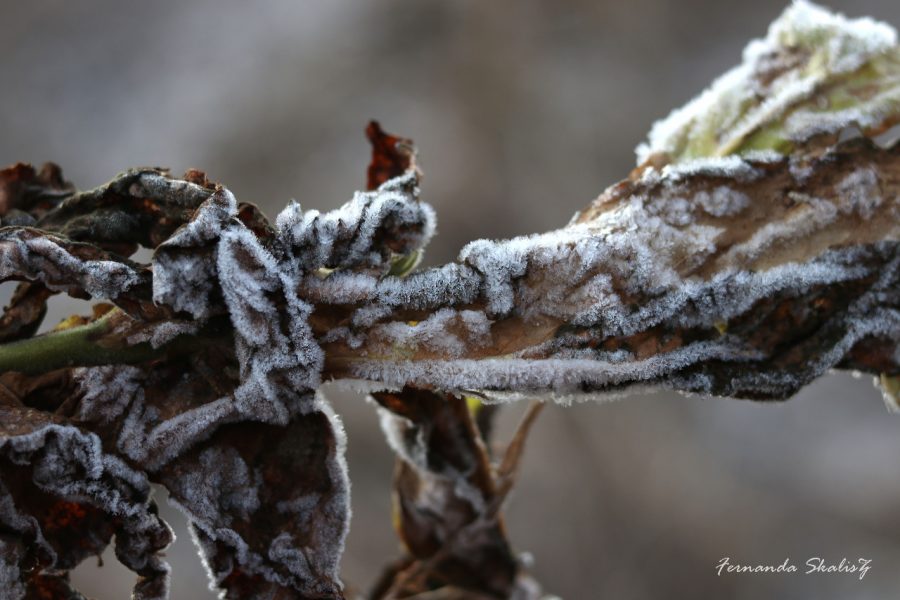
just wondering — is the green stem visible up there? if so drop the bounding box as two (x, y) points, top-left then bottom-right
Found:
(0, 312), (225, 375)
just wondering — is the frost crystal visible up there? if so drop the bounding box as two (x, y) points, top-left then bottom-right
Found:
(694, 186), (751, 217)
(0, 412), (172, 599)
(0, 228), (142, 299)
(153, 188), (238, 319)
(836, 167), (882, 218)
(636, 0), (900, 164)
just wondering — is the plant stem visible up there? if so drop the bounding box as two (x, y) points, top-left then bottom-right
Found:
(0, 312), (147, 374)
(0, 311), (226, 375)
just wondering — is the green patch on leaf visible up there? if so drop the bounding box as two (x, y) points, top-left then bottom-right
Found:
(638, 1), (900, 163)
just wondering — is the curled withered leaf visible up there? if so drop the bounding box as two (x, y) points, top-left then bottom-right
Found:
(0, 162), (74, 223)
(156, 398), (349, 600)
(0, 227), (144, 300)
(0, 164), (64, 342)
(0, 226), (168, 322)
(0, 282), (52, 344)
(317, 136), (899, 401)
(274, 173), (434, 274)
(67, 358), (350, 598)
(371, 388), (535, 599)
(0, 164), (197, 334)
(366, 120), (416, 191)
(0, 396), (172, 600)
(35, 168), (216, 253)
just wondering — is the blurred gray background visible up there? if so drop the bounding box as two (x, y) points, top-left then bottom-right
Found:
(2, 0), (900, 598)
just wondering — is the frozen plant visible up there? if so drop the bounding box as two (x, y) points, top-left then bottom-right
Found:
(0, 2), (898, 599)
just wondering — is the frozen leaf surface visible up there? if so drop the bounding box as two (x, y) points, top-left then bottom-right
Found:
(637, 0), (900, 163)
(371, 387), (538, 599)
(0, 394), (172, 600)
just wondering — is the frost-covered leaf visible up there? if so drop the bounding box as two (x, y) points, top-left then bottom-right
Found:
(63, 332), (349, 598)
(371, 388), (537, 599)
(35, 167), (216, 253)
(274, 171), (434, 275)
(0, 394), (172, 600)
(156, 397), (349, 599)
(66, 357), (351, 598)
(637, 0), (900, 164)
(0, 227), (145, 301)
(320, 138), (899, 401)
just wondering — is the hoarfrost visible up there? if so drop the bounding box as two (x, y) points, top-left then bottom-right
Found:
(767, 0), (896, 74)
(636, 0), (900, 164)
(115, 394), (238, 471)
(75, 365), (145, 424)
(352, 341), (759, 395)
(165, 446), (261, 526)
(695, 186), (751, 217)
(73, 365), (239, 471)
(373, 308), (493, 358)
(0, 228), (141, 299)
(661, 156), (762, 183)
(139, 167), (432, 596)
(836, 167), (883, 218)
(152, 188), (237, 319)
(0, 419), (172, 599)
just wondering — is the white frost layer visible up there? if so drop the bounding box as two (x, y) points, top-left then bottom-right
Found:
(274, 171), (435, 270)
(0, 230), (141, 299)
(145, 171), (434, 595)
(74, 365), (240, 471)
(351, 340), (760, 394)
(164, 395), (349, 597)
(0, 421), (172, 598)
(636, 0), (899, 164)
(372, 308), (492, 358)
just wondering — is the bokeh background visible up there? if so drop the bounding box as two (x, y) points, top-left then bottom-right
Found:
(2, 1), (900, 598)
